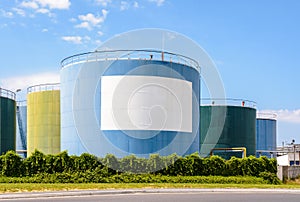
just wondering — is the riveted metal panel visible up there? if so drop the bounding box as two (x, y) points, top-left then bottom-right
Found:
(256, 118), (277, 157)
(0, 97), (16, 154)
(27, 90), (60, 155)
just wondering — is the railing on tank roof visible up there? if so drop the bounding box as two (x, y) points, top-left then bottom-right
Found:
(61, 49), (200, 72)
(201, 98), (257, 109)
(0, 88), (16, 100)
(16, 100), (27, 106)
(257, 113), (277, 120)
(27, 83), (60, 94)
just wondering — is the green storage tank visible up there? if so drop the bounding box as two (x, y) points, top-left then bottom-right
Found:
(0, 88), (16, 154)
(200, 99), (256, 158)
(27, 84), (60, 155)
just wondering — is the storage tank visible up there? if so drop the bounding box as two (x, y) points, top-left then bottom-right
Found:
(0, 88), (16, 154)
(61, 50), (200, 157)
(256, 113), (277, 158)
(27, 84), (60, 155)
(16, 100), (27, 157)
(200, 99), (256, 158)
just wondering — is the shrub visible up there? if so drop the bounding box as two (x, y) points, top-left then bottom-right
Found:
(259, 171), (281, 185)
(0, 151), (23, 177)
(23, 150), (47, 175)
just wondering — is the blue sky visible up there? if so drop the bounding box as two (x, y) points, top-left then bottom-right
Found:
(0, 0), (300, 145)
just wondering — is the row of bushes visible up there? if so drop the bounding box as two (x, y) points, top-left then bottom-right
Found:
(0, 173), (280, 184)
(0, 150), (277, 178)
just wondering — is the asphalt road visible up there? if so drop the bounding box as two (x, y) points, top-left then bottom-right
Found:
(1, 191), (300, 202)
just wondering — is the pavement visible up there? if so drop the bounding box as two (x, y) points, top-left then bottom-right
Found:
(1, 188), (300, 200)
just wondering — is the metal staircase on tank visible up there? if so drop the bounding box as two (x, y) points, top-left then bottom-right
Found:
(16, 106), (26, 150)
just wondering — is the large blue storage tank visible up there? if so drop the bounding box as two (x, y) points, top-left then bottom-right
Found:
(256, 113), (277, 158)
(60, 50), (200, 158)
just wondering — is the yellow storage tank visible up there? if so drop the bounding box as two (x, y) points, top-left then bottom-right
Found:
(27, 83), (60, 155)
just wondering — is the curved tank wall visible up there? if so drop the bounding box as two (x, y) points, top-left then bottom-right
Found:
(256, 114), (277, 158)
(0, 88), (16, 154)
(200, 102), (256, 158)
(16, 101), (27, 158)
(27, 84), (60, 155)
(60, 50), (200, 157)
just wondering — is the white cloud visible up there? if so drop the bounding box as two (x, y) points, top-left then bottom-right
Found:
(20, 1), (39, 9)
(0, 24), (8, 29)
(36, 8), (55, 17)
(78, 13), (103, 25)
(95, 0), (112, 7)
(12, 8), (26, 17)
(102, 9), (108, 18)
(0, 9), (14, 18)
(20, 0), (70, 10)
(75, 10), (108, 30)
(76, 21), (91, 30)
(84, 36), (91, 41)
(61, 36), (82, 44)
(133, 1), (139, 8)
(42, 28), (48, 32)
(95, 39), (102, 46)
(0, 72), (60, 91)
(36, 0), (71, 9)
(36, 8), (50, 14)
(61, 35), (93, 45)
(120, 1), (129, 11)
(258, 109), (300, 124)
(119, 1), (139, 11)
(69, 17), (77, 22)
(97, 31), (104, 36)
(148, 0), (165, 6)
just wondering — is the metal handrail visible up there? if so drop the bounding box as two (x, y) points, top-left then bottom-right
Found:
(257, 113), (277, 120)
(201, 98), (257, 109)
(210, 147), (247, 158)
(27, 83), (60, 93)
(61, 49), (200, 72)
(16, 100), (27, 106)
(0, 88), (16, 100)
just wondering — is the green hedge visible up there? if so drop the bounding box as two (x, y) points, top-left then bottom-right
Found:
(0, 174), (274, 184)
(0, 150), (280, 184)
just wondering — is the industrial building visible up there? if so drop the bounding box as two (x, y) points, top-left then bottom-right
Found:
(0, 49), (278, 160)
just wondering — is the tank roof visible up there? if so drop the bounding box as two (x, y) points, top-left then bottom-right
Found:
(27, 83), (60, 94)
(61, 49), (200, 73)
(201, 98), (257, 109)
(256, 113), (277, 120)
(0, 87), (16, 100)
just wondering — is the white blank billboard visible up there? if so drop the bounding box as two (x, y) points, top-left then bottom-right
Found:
(101, 75), (192, 132)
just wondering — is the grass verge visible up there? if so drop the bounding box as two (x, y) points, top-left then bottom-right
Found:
(0, 183), (300, 193)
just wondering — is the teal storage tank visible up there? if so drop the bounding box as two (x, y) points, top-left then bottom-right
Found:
(0, 88), (16, 154)
(200, 99), (256, 158)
